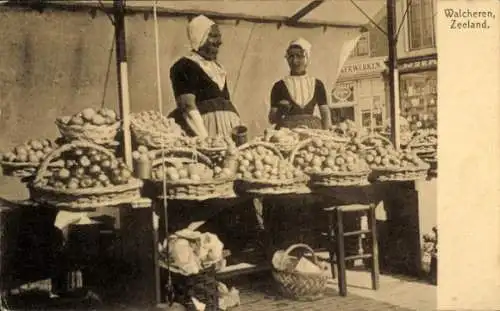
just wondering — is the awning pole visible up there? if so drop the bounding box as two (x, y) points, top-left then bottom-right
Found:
(114, 0), (133, 167)
(386, 0), (400, 149)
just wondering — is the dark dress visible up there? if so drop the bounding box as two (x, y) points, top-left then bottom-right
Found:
(264, 78), (330, 253)
(270, 78), (328, 130)
(169, 57), (240, 137)
(162, 57), (256, 257)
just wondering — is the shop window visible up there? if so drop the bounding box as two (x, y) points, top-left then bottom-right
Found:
(408, 0), (436, 50)
(400, 71), (437, 130)
(361, 109), (384, 131)
(350, 32), (370, 57)
(331, 107), (355, 124)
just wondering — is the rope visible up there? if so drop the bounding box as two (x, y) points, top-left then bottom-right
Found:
(349, 0), (388, 37)
(395, 0), (412, 42)
(153, 0), (172, 301)
(101, 37), (115, 108)
(231, 22), (257, 96)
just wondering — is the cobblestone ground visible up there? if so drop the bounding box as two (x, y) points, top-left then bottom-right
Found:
(231, 278), (413, 311)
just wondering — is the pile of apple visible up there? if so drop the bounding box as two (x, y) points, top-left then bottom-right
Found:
(39, 147), (133, 190)
(262, 127), (299, 146)
(293, 138), (368, 175)
(332, 120), (367, 138)
(1, 139), (57, 163)
(57, 107), (119, 127)
(195, 136), (234, 150)
(235, 145), (303, 181)
(409, 129), (437, 149)
(131, 111), (184, 136)
(132, 145), (156, 162)
(153, 161), (234, 182)
(363, 145), (425, 171)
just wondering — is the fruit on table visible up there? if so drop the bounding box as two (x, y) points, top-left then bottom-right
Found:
(332, 120), (367, 137)
(410, 129), (438, 145)
(58, 107), (119, 127)
(40, 147), (133, 189)
(196, 136), (234, 149)
(132, 145), (156, 162)
(153, 161), (234, 182)
(363, 145), (425, 170)
(131, 111), (184, 135)
(235, 145), (303, 181)
(1, 139), (56, 163)
(262, 128), (299, 145)
(293, 138), (368, 174)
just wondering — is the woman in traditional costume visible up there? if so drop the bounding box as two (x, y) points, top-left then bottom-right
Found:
(169, 15), (241, 138)
(268, 38), (332, 130)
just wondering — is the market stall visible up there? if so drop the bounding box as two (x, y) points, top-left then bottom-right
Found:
(0, 1), (438, 310)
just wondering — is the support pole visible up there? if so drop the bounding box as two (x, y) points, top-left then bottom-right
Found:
(386, 0), (401, 148)
(114, 0), (133, 167)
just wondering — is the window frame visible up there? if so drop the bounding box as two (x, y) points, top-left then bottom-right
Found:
(407, 0), (436, 51)
(350, 32), (371, 58)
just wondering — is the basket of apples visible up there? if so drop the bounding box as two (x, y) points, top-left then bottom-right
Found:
(55, 107), (121, 145)
(331, 120), (368, 139)
(0, 139), (59, 178)
(291, 138), (370, 187)
(407, 129), (437, 163)
(149, 147), (237, 200)
(360, 135), (430, 182)
(29, 141), (143, 211)
(234, 141), (308, 195)
(130, 110), (192, 149)
(195, 135), (236, 166)
(256, 127), (301, 155)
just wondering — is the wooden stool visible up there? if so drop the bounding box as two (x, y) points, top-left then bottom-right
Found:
(324, 204), (380, 296)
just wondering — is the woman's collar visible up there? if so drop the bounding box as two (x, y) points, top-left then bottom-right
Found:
(289, 72), (308, 77)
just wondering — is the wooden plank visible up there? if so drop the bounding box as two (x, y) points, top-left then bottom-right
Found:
(287, 0), (325, 23)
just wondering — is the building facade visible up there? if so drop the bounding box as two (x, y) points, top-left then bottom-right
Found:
(331, 0), (437, 132)
(396, 0), (437, 130)
(330, 16), (390, 133)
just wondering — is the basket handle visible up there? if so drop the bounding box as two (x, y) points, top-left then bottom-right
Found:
(359, 133), (394, 147)
(289, 138), (312, 164)
(33, 140), (117, 185)
(149, 148), (212, 168)
(237, 141), (285, 160)
(406, 131), (438, 149)
(281, 243), (320, 267)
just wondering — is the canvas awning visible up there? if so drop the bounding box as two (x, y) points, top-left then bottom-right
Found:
(32, 0), (386, 28)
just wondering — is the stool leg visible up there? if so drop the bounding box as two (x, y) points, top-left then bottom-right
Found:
(369, 204), (380, 290)
(335, 208), (347, 296)
(326, 209), (336, 279)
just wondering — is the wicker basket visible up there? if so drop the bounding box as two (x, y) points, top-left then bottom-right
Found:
(370, 164), (430, 182)
(407, 131), (437, 158)
(253, 136), (299, 155)
(359, 133), (395, 151)
(130, 112), (192, 149)
(272, 244), (328, 301)
(290, 139), (370, 187)
(195, 137), (236, 167)
(55, 119), (121, 145)
(0, 161), (63, 178)
(29, 141), (143, 211)
(235, 141), (308, 195)
(150, 148), (235, 200)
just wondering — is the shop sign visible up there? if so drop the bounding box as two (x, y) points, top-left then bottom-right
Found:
(399, 59), (438, 72)
(339, 57), (387, 77)
(332, 83), (355, 104)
